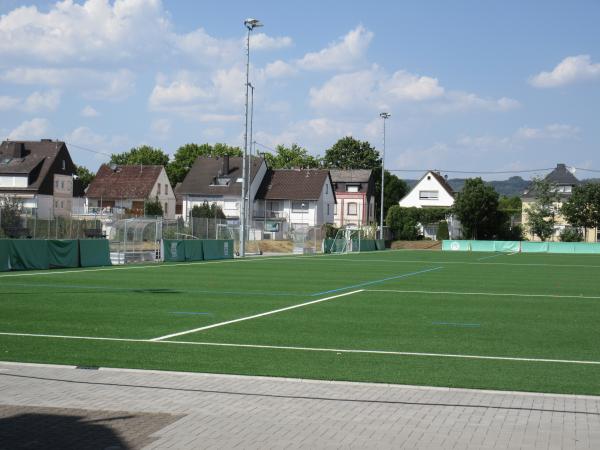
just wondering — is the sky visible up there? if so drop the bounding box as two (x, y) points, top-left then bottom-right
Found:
(0, 0), (599, 180)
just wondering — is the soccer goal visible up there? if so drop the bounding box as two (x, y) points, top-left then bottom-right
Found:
(328, 225), (376, 254)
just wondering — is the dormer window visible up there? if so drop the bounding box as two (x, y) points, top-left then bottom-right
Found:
(212, 177), (230, 186)
(347, 185), (359, 192)
(62, 160), (66, 170)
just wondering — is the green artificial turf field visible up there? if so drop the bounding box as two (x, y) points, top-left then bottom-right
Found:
(1, 249), (600, 395)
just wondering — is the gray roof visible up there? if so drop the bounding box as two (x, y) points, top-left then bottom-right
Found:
(177, 156), (264, 197)
(521, 163), (580, 199)
(329, 169), (372, 183)
(256, 169), (334, 201)
(544, 163), (579, 186)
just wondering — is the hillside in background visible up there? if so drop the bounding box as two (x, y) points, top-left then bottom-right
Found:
(404, 175), (599, 197)
(404, 176), (530, 197)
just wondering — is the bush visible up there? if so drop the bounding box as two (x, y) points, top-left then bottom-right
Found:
(436, 220), (449, 240)
(322, 223), (338, 239)
(191, 202), (226, 219)
(560, 228), (583, 242)
(386, 206), (419, 240)
(145, 197), (163, 217)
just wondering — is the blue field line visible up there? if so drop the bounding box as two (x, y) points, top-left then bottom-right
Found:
(432, 322), (481, 328)
(311, 267), (443, 297)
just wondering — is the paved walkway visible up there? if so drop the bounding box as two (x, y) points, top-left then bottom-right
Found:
(1, 362), (600, 449)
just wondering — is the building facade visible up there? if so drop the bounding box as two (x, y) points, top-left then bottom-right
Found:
(330, 169), (375, 228)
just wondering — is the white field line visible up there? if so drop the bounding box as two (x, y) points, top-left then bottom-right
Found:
(0, 253), (330, 278)
(365, 289), (600, 300)
(150, 289), (365, 341)
(331, 258), (600, 269)
(1, 331), (600, 366)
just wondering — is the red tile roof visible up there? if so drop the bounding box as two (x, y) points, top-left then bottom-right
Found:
(87, 164), (166, 199)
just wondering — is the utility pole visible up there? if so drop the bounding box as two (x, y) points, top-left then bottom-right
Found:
(379, 112), (390, 240)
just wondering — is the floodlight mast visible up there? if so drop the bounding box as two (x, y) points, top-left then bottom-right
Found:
(240, 18), (262, 257)
(379, 112), (391, 240)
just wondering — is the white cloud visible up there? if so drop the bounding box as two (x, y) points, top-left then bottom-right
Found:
(0, 90), (60, 113)
(1, 68), (135, 101)
(383, 71), (444, 101)
(263, 60), (297, 79)
(8, 118), (50, 140)
(309, 66), (518, 114)
(515, 124), (581, 140)
(530, 55), (600, 88)
(297, 25), (373, 71)
(64, 126), (129, 164)
(81, 105), (100, 117)
(149, 79), (211, 108)
(0, 95), (20, 111)
(249, 33), (292, 51)
(22, 90), (61, 112)
(0, 0), (170, 64)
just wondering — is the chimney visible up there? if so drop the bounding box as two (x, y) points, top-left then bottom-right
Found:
(5, 142), (25, 158)
(222, 155), (230, 176)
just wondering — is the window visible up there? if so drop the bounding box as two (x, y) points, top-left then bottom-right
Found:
(158, 183), (161, 195)
(334, 204), (337, 215)
(347, 202), (357, 215)
(347, 185), (359, 193)
(164, 203), (168, 215)
(419, 190), (439, 200)
(60, 200), (64, 208)
(55, 180), (58, 188)
(325, 184), (328, 194)
(292, 201), (309, 212)
(165, 184), (168, 195)
(61, 181), (64, 189)
(62, 160), (66, 170)
(327, 204), (330, 215)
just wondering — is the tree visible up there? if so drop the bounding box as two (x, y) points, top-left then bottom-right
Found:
(560, 228), (583, 242)
(561, 183), (600, 233)
(167, 143), (242, 185)
(453, 178), (503, 240)
(110, 145), (169, 167)
(436, 220), (449, 240)
(323, 137), (380, 170)
(386, 206), (420, 240)
(75, 166), (95, 191)
(263, 144), (321, 169)
(191, 202), (226, 219)
(525, 177), (559, 241)
(144, 197), (163, 217)
(374, 170), (408, 224)
(0, 196), (23, 236)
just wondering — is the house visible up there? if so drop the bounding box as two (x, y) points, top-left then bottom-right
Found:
(177, 156), (336, 239)
(254, 169), (336, 238)
(0, 139), (82, 219)
(398, 170), (458, 239)
(521, 163), (595, 242)
(176, 155), (267, 221)
(329, 169), (375, 228)
(86, 164), (176, 218)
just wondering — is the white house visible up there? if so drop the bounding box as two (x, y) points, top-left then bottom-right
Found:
(254, 169), (336, 238)
(176, 155), (267, 221)
(399, 170), (459, 239)
(86, 164), (176, 218)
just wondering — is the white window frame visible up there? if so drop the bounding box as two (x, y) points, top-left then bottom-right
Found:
(419, 190), (439, 200)
(292, 201), (309, 213)
(347, 202), (358, 216)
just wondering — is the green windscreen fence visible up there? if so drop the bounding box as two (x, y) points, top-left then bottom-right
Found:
(352, 239), (377, 252)
(48, 240), (79, 268)
(79, 239), (111, 267)
(163, 239), (186, 262)
(8, 240), (50, 270)
(202, 239), (233, 260)
(183, 240), (204, 261)
(443, 240), (600, 254)
(0, 240), (10, 271)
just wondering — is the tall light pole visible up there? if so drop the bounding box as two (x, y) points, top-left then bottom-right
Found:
(247, 82), (255, 235)
(240, 18), (262, 257)
(379, 112), (390, 240)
